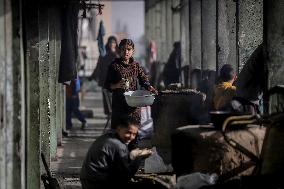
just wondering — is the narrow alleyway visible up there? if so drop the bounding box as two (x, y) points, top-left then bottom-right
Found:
(51, 89), (106, 189)
(2, 1), (284, 188)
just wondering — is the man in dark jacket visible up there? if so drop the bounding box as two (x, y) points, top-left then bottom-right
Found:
(90, 36), (119, 116)
(80, 117), (152, 189)
(235, 44), (264, 114)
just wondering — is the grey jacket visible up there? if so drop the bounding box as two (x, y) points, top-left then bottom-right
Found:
(80, 132), (141, 187)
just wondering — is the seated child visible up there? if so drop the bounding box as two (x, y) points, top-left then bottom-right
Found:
(213, 64), (236, 111)
(80, 116), (152, 189)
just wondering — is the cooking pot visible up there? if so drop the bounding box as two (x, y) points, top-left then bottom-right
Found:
(210, 111), (251, 129)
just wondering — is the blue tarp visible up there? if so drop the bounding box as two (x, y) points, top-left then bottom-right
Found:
(97, 20), (106, 57)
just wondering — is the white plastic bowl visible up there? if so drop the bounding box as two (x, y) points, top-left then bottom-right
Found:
(124, 90), (155, 107)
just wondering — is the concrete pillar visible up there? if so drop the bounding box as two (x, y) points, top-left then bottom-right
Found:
(39, 5), (51, 170)
(180, 0), (189, 67)
(0, 1), (9, 188)
(217, 0), (237, 72)
(11, 1), (25, 188)
(0, 2), (5, 185)
(49, 7), (58, 160)
(146, 3), (155, 48)
(145, 1), (150, 43)
(160, 0), (167, 63)
(55, 13), (63, 147)
(262, 0), (284, 175)
(149, 6), (155, 42)
(0, 0), (24, 188)
(148, 6), (153, 41)
(265, 1), (284, 109)
(166, 0), (173, 56)
(172, 0), (181, 43)
(201, 0), (217, 71)
(5, 2), (16, 187)
(60, 76), (65, 146)
(238, 0), (263, 71)
(189, 0), (201, 70)
(180, 0), (189, 85)
(25, 2), (41, 189)
(155, 3), (161, 61)
(56, 85), (63, 146)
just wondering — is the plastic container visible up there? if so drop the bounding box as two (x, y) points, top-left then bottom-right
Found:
(124, 90), (155, 107)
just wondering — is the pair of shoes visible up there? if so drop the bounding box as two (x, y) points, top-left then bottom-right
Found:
(81, 122), (87, 130)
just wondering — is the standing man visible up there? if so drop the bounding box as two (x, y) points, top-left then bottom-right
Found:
(66, 77), (87, 130)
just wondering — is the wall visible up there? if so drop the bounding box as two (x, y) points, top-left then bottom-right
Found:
(24, 2), (65, 188)
(261, 0), (284, 175)
(239, 0), (263, 71)
(0, 0), (25, 188)
(145, 0), (263, 86)
(202, 0), (216, 71)
(145, 0), (181, 63)
(189, 0), (201, 70)
(217, 0), (237, 71)
(263, 2), (284, 113)
(0, 0), (65, 188)
(180, 0), (189, 74)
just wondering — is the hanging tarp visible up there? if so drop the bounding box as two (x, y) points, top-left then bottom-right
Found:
(97, 20), (106, 57)
(58, 2), (79, 83)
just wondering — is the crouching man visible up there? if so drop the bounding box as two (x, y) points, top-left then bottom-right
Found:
(80, 117), (152, 189)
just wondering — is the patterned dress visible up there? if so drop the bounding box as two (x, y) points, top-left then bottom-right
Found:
(104, 58), (151, 129)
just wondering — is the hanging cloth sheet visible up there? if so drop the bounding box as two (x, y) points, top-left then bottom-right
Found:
(97, 20), (106, 57)
(58, 2), (79, 83)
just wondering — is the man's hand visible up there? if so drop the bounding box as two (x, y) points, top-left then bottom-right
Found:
(130, 148), (153, 160)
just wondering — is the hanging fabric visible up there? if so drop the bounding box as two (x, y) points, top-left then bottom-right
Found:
(97, 20), (106, 57)
(58, 1), (79, 83)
